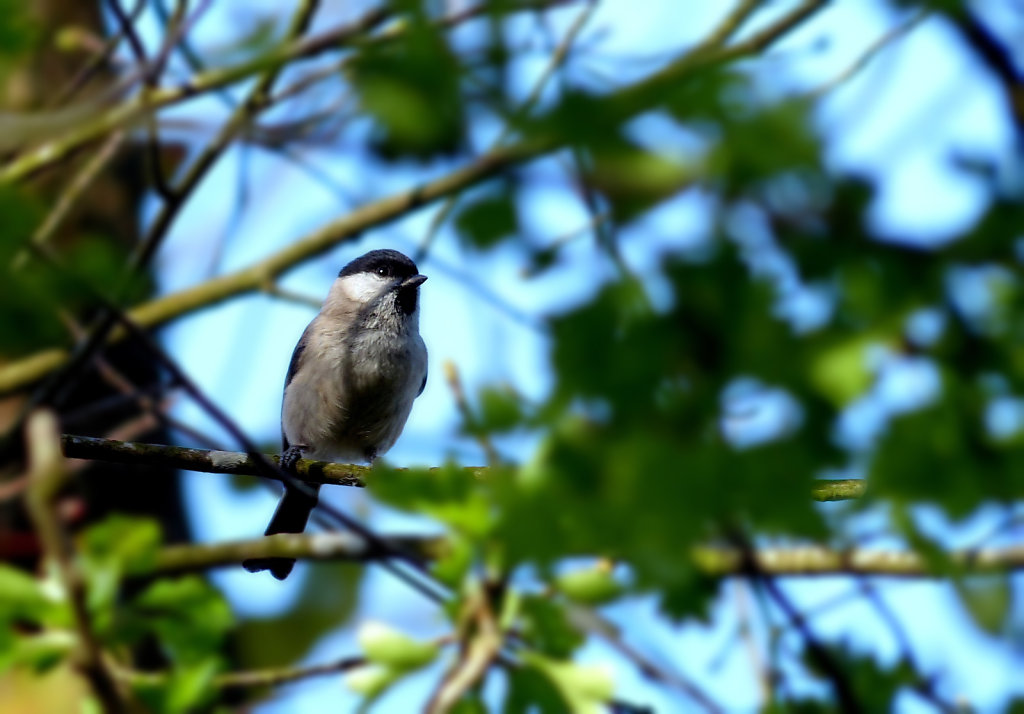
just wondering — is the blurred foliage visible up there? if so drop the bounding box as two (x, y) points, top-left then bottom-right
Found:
(351, 6), (466, 158)
(0, 184), (147, 356)
(363, 3), (1024, 707)
(4, 0), (1024, 711)
(0, 517), (232, 713)
(0, 0), (39, 62)
(232, 561), (362, 670)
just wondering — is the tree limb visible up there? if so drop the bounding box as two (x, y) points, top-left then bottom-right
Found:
(130, 529), (1024, 578)
(141, 532), (448, 576)
(59, 434), (858, 501)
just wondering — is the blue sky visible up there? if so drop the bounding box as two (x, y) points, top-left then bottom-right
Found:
(124, 0), (1024, 710)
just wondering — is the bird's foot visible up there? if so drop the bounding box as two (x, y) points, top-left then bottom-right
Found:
(280, 445), (304, 473)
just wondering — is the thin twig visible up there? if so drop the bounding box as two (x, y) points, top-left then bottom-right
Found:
(443, 360), (501, 466)
(415, 0), (597, 262)
(0, 0), (575, 183)
(807, 10), (929, 98)
(12, 130), (126, 270)
(117, 653), (368, 690)
(697, 0), (764, 53)
(569, 606), (722, 713)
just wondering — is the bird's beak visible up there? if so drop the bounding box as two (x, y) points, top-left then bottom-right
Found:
(401, 274), (428, 289)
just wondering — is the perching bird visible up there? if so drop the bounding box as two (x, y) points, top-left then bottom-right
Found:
(243, 249), (428, 579)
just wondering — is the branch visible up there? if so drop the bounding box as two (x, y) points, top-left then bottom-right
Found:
(118, 653), (367, 690)
(692, 543), (1024, 577)
(0, 0), (833, 396)
(139, 532), (447, 576)
(126, 528), (1024, 579)
(59, 433), (482, 485)
(0, 140), (539, 396)
(426, 585), (502, 714)
(0, 0), (573, 181)
(59, 434), (859, 501)
(569, 605), (721, 712)
(948, 9), (1024, 129)
(807, 10), (928, 98)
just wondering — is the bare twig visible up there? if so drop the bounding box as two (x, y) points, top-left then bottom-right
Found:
(118, 653), (368, 690)
(808, 11), (929, 98)
(12, 130), (126, 270)
(948, 10), (1024, 130)
(444, 361), (501, 466)
(569, 606), (722, 713)
(758, 577), (858, 713)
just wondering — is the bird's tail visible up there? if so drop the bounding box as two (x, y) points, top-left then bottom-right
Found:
(242, 484), (321, 580)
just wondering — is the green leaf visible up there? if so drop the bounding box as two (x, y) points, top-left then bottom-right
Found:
(449, 694), (488, 714)
(233, 561), (362, 670)
(797, 647), (918, 712)
(351, 17), (464, 157)
(79, 517), (163, 633)
(519, 596), (583, 659)
(955, 576), (1011, 635)
(165, 659), (220, 714)
(810, 335), (876, 406)
(130, 576), (233, 665)
(0, 629), (76, 673)
(344, 663), (403, 700)
(432, 534), (473, 588)
(502, 664), (571, 714)
(519, 653), (614, 714)
(0, 564), (66, 625)
(1, 230), (147, 356)
(454, 191), (519, 251)
(0, 0), (39, 59)
(134, 658), (222, 714)
(555, 566), (623, 606)
(588, 142), (696, 221)
(368, 462), (495, 538)
(357, 620), (439, 671)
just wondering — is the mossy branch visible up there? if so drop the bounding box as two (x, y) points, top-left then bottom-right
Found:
(131, 529), (1024, 579)
(60, 434), (858, 501)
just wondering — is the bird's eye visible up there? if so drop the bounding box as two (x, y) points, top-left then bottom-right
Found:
(377, 267), (388, 277)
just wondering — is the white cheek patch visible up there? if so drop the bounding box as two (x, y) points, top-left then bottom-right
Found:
(336, 272), (390, 304)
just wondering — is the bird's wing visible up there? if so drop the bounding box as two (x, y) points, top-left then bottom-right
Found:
(281, 323), (314, 450)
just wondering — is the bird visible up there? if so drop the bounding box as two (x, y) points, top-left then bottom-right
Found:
(243, 249), (428, 579)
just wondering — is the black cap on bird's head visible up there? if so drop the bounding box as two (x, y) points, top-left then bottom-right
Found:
(339, 249), (419, 280)
(339, 249), (426, 315)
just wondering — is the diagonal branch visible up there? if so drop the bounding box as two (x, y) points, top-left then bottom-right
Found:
(0, 0), (834, 397)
